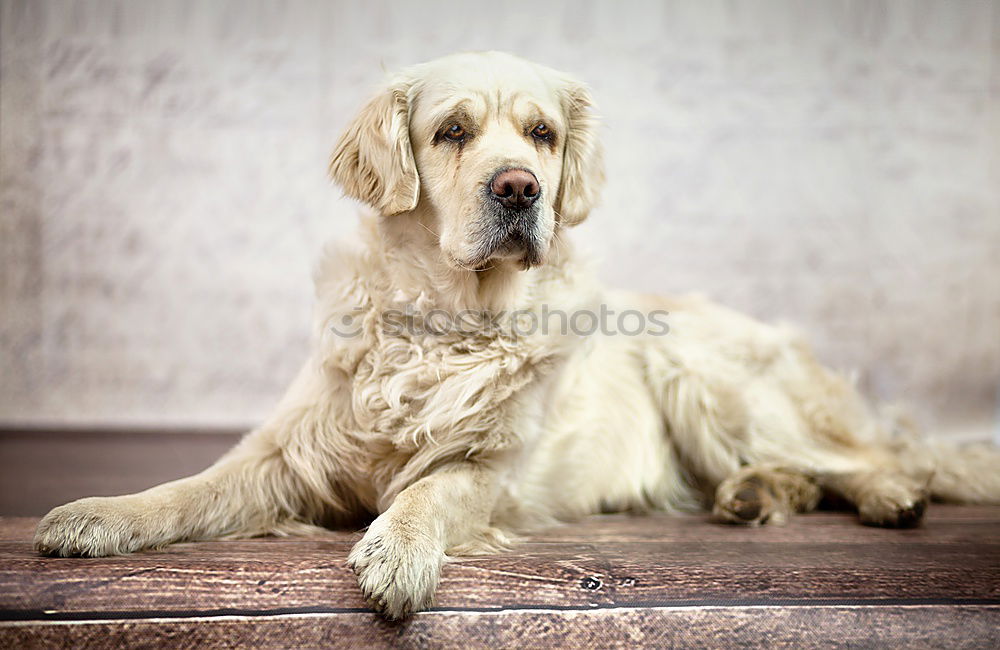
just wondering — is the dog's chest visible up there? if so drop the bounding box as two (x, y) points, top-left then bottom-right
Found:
(349, 329), (553, 452)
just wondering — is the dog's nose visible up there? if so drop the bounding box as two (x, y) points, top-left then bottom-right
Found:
(489, 169), (540, 210)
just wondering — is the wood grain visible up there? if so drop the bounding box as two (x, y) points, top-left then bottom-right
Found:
(2, 507), (999, 614)
(1, 506), (998, 646)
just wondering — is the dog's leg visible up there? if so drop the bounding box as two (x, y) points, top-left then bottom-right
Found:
(713, 465), (822, 526)
(34, 360), (356, 557)
(348, 461), (501, 620)
(33, 434), (314, 557)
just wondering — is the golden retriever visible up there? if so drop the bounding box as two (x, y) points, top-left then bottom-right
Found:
(34, 51), (1000, 620)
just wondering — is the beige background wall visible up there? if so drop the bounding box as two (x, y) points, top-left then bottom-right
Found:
(1, 0), (998, 441)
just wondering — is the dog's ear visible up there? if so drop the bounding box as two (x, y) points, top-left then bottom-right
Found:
(329, 80), (419, 215)
(555, 80), (604, 227)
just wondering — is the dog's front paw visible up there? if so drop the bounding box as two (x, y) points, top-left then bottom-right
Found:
(347, 515), (445, 620)
(34, 496), (148, 557)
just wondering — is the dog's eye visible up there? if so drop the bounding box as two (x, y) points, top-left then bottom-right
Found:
(531, 123), (552, 139)
(443, 124), (466, 142)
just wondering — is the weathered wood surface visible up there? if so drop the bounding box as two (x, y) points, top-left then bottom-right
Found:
(1, 506), (999, 647)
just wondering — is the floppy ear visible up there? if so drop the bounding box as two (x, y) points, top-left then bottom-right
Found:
(329, 80), (419, 215)
(555, 81), (605, 227)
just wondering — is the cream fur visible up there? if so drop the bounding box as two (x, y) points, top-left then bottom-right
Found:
(35, 51), (1000, 620)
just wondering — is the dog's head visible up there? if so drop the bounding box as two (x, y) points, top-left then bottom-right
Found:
(330, 51), (604, 270)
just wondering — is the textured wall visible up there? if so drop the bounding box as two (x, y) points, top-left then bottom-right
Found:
(1, 0), (998, 439)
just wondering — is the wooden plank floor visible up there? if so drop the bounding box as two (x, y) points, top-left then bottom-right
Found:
(1, 506), (998, 648)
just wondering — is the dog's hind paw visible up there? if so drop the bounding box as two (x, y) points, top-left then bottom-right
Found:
(858, 486), (928, 528)
(713, 466), (822, 526)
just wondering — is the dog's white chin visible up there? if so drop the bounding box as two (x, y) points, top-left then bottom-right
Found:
(447, 240), (547, 272)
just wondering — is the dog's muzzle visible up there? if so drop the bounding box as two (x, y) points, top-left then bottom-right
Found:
(475, 168), (544, 268)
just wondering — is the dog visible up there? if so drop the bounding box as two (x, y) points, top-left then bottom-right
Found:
(34, 51), (1000, 620)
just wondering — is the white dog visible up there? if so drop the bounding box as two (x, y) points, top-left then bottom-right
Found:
(35, 52), (1000, 619)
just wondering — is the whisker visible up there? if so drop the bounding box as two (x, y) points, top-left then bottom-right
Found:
(447, 251), (495, 273)
(416, 220), (440, 239)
